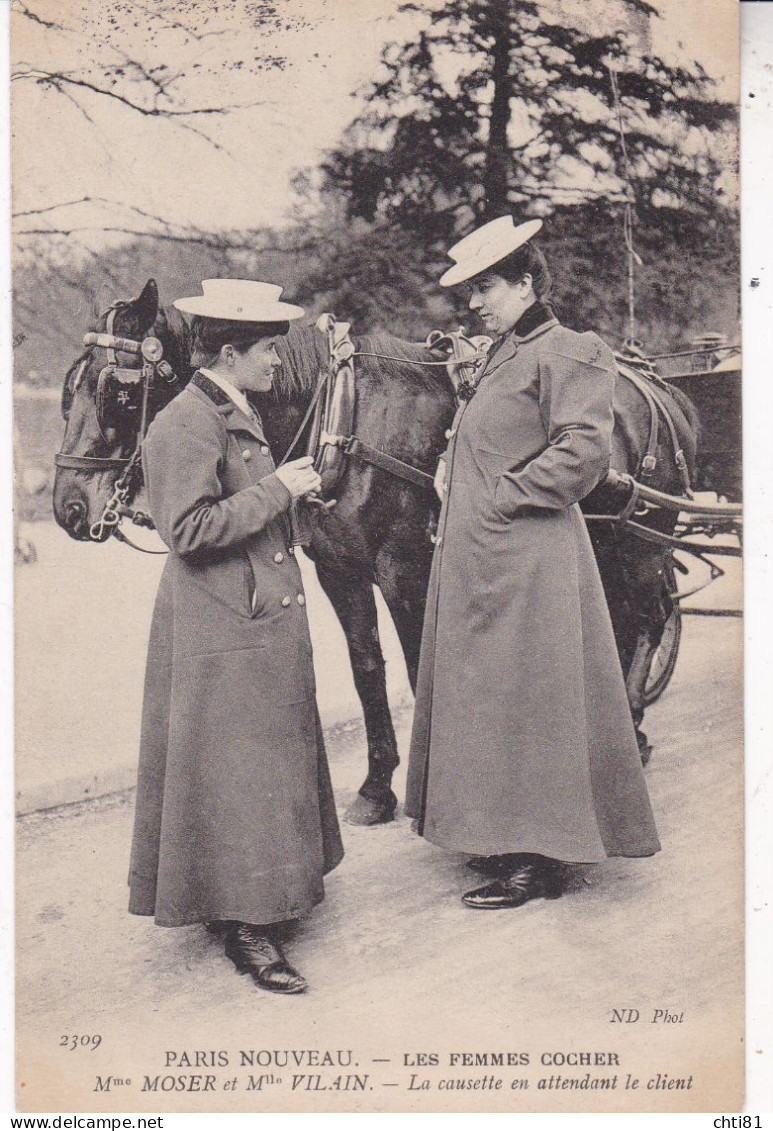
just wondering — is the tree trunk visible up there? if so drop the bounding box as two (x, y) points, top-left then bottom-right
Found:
(482, 0), (512, 219)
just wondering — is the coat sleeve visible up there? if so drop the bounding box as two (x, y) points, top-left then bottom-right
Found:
(493, 333), (616, 518)
(142, 409), (292, 558)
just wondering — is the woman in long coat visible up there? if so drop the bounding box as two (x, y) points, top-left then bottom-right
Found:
(405, 218), (660, 909)
(128, 279), (343, 992)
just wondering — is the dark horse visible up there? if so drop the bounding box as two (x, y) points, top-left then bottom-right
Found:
(53, 279), (699, 823)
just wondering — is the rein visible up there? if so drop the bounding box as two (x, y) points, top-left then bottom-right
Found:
(276, 370), (330, 468)
(351, 351), (457, 366)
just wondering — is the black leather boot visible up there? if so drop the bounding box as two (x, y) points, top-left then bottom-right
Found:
(462, 855), (567, 909)
(466, 852), (531, 876)
(224, 922), (307, 994)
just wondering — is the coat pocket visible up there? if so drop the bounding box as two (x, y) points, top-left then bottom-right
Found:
(180, 550), (253, 618)
(474, 447), (521, 521)
(476, 447), (555, 522)
(475, 446), (520, 477)
(245, 554), (258, 615)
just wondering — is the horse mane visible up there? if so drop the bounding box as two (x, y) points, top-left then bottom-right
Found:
(271, 323), (452, 400)
(356, 333), (451, 392)
(151, 311), (453, 401)
(155, 304), (196, 381)
(270, 323), (328, 399)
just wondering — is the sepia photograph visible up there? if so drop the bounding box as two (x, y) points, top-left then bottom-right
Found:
(6, 0), (753, 1114)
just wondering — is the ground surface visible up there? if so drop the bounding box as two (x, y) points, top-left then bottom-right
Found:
(14, 522), (744, 1113)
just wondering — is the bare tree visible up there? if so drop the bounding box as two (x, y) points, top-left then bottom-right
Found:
(11, 0), (316, 238)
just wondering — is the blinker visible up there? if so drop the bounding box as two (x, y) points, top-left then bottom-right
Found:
(96, 365), (145, 431)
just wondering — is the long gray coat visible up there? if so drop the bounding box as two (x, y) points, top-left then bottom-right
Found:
(405, 314), (660, 863)
(128, 373), (343, 927)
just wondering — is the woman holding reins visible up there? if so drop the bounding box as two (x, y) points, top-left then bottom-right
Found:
(128, 279), (343, 994)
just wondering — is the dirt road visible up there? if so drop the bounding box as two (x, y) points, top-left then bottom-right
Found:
(15, 550), (744, 1113)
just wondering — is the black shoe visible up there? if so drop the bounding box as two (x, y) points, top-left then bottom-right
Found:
(466, 853), (530, 876)
(204, 920), (233, 937)
(224, 922), (308, 994)
(462, 858), (567, 910)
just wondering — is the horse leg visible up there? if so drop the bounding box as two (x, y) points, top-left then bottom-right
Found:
(314, 559), (399, 826)
(591, 527), (655, 763)
(624, 569), (677, 765)
(625, 634), (655, 766)
(374, 544), (433, 692)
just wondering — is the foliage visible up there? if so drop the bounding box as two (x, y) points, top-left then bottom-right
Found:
(11, 0), (740, 377)
(13, 196), (738, 399)
(296, 0), (739, 349)
(320, 0), (736, 237)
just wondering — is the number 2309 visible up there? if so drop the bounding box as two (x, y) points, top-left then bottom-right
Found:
(59, 1035), (102, 1051)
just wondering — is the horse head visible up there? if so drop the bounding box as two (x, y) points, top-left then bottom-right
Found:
(53, 278), (190, 541)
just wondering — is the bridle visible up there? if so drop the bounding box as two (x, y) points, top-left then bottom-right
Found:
(55, 304), (180, 548)
(275, 316), (491, 499)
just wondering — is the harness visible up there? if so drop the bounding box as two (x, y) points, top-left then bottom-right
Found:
(277, 314), (491, 500)
(614, 351), (693, 496)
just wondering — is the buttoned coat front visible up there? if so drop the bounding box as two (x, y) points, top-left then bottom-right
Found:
(405, 316), (660, 862)
(128, 373), (343, 927)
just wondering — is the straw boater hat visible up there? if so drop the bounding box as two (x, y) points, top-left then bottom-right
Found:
(439, 217), (543, 287)
(173, 279), (304, 322)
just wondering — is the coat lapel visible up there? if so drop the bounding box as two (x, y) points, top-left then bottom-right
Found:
(188, 372), (268, 443)
(223, 405), (268, 444)
(479, 319), (560, 383)
(516, 318), (559, 345)
(478, 335), (519, 380)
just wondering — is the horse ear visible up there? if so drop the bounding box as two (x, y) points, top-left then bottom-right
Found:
(133, 278), (159, 330)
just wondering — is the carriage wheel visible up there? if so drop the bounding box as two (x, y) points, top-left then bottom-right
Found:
(643, 558), (682, 706)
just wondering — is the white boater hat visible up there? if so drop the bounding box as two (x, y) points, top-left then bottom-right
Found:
(439, 217), (543, 287)
(174, 279), (304, 321)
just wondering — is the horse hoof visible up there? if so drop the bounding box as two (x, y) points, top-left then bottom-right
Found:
(345, 792), (397, 826)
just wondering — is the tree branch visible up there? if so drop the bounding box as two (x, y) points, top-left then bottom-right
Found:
(11, 67), (269, 118)
(13, 2), (66, 31)
(123, 0), (230, 42)
(13, 196), (200, 230)
(13, 224), (260, 250)
(57, 84), (97, 126)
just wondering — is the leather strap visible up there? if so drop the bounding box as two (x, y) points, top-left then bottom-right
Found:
(339, 435), (434, 490)
(616, 363), (693, 495)
(616, 365), (660, 482)
(54, 453), (131, 471)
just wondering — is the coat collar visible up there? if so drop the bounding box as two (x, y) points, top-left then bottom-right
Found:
(513, 299), (556, 339)
(188, 371), (268, 443)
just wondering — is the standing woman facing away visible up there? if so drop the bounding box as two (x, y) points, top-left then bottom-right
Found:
(405, 218), (660, 909)
(128, 280), (343, 993)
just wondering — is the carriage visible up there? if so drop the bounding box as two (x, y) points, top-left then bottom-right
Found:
(608, 334), (743, 705)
